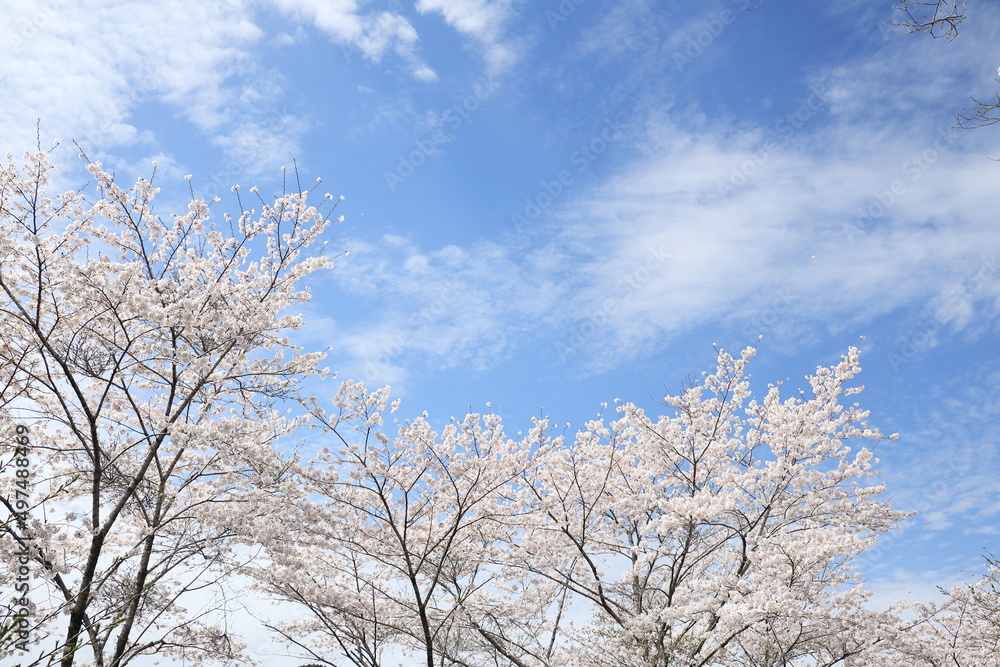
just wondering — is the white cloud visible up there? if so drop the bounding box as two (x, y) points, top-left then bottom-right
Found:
(323, 234), (566, 389)
(569, 0), (663, 63)
(548, 113), (1000, 366)
(266, 0), (526, 80)
(0, 0), (307, 178)
(275, 25), (309, 47)
(415, 0), (521, 73)
(0, 0), (531, 185)
(329, 111), (999, 376)
(13, 0), (992, 388)
(318, 11), (1000, 377)
(267, 0), (438, 81)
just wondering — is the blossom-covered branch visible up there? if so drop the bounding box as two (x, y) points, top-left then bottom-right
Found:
(0, 149), (340, 667)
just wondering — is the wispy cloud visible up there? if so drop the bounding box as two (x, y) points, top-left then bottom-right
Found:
(0, 0), (306, 179)
(321, 233), (567, 389)
(550, 117), (1000, 366)
(415, 0), (522, 73)
(268, 0), (439, 81)
(319, 11), (1000, 378)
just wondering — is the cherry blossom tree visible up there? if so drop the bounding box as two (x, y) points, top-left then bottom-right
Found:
(880, 554), (1000, 665)
(0, 147), (339, 667)
(1, 147), (993, 667)
(512, 346), (907, 667)
(934, 555), (1000, 663)
(254, 347), (915, 667)
(248, 380), (554, 667)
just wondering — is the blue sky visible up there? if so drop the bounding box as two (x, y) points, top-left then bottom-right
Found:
(3, 0), (1000, 660)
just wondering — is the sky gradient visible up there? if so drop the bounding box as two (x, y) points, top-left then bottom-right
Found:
(3, 1), (1000, 664)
